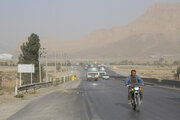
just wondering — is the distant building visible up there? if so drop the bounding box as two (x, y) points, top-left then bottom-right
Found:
(0, 53), (13, 60)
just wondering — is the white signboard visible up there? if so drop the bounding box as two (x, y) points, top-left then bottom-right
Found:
(18, 64), (35, 73)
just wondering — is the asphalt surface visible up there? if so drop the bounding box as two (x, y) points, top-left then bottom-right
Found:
(7, 68), (180, 120)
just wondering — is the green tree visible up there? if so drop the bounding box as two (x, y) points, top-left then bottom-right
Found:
(159, 58), (164, 62)
(56, 63), (61, 71)
(175, 66), (180, 79)
(173, 61), (180, 65)
(66, 60), (71, 66)
(18, 33), (41, 84)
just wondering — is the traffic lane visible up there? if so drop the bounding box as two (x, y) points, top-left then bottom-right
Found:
(105, 68), (120, 76)
(82, 72), (180, 120)
(82, 78), (128, 120)
(141, 85), (180, 120)
(105, 68), (180, 119)
(7, 89), (89, 120)
(8, 69), (180, 120)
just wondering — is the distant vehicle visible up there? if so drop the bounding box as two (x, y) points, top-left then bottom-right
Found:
(102, 74), (110, 80)
(98, 66), (106, 78)
(75, 63), (80, 66)
(84, 65), (88, 70)
(99, 67), (105, 71)
(90, 64), (94, 67)
(100, 64), (105, 67)
(86, 67), (99, 81)
(99, 71), (107, 78)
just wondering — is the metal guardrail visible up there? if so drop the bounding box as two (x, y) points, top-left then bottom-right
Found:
(109, 75), (126, 79)
(17, 74), (77, 92)
(18, 82), (52, 91)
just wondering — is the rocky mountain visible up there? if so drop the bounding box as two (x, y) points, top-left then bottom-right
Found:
(14, 2), (180, 58)
(75, 2), (180, 57)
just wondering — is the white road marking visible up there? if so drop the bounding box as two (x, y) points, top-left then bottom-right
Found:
(92, 83), (98, 86)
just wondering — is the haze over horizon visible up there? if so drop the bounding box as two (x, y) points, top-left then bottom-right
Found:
(0, 0), (180, 52)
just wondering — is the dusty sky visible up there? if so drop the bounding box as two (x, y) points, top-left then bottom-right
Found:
(0, 0), (180, 51)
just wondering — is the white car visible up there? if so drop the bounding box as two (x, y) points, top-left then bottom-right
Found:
(99, 71), (106, 78)
(102, 74), (110, 80)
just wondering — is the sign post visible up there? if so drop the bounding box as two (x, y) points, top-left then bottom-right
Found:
(18, 64), (35, 86)
(19, 69), (21, 87)
(31, 71), (33, 84)
(15, 78), (18, 95)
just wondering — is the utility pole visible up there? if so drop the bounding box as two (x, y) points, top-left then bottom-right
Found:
(65, 54), (68, 74)
(54, 51), (57, 78)
(46, 54), (48, 82)
(66, 55), (68, 72)
(39, 50), (42, 83)
(60, 51), (63, 74)
(63, 53), (67, 75)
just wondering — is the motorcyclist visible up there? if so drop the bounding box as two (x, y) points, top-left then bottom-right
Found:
(125, 69), (144, 104)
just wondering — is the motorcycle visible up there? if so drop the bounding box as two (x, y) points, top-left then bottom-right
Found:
(129, 83), (142, 112)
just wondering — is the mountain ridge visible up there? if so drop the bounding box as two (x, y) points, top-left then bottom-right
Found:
(13, 2), (180, 58)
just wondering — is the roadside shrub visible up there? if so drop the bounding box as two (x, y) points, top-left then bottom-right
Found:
(173, 61), (180, 65)
(175, 65), (180, 80)
(14, 93), (24, 98)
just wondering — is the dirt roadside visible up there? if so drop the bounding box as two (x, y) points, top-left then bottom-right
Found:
(0, 75), (81, 120)
(110, 65), (177, 80)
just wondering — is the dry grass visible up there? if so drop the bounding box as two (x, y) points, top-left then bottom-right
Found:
(1, 72), (16, 85)
(0, 66), (72, 95)
(0, 70), (17, 95)
(0, 66), (17, 72)
(112, 65), (178, 80)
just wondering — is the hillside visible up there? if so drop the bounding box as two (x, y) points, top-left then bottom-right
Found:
(14, 2), (180, 58)
(75, 2), (180, 57)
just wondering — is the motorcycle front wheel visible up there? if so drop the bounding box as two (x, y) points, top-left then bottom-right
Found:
(131, 100), (136, 110)
(136, 95), (140, 112)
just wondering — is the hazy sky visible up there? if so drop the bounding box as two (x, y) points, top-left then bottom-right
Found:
(0, 0), (180, 51)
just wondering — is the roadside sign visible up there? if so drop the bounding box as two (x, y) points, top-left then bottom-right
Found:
(105, 62), (110, 65)
(18, 64), (35, 86)
(18, 64), (35, 73)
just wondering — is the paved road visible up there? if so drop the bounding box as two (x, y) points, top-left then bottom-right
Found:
(8, 68), (180, 120)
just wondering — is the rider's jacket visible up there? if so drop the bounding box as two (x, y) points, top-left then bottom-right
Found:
(125, 75), (144, 85)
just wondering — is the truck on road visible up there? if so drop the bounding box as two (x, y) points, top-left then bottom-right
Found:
(86, 67), (99, 81)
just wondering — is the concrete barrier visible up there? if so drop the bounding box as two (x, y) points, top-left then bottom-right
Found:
(109, 75), (126, 80)
(160, 80), (180, 88)
(109, 73), (180, 89)
(143, 78), (159, 84)
(108, 67), (180, 89)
